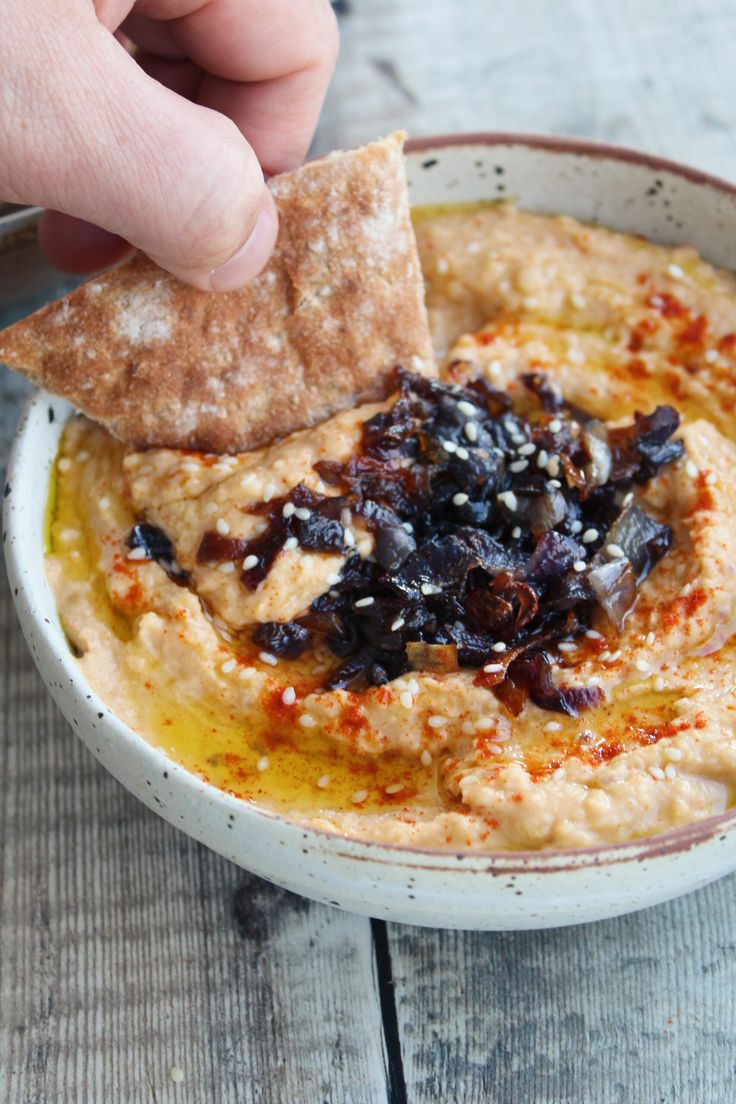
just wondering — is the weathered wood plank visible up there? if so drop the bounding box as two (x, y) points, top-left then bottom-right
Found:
(387, 881), (736, 1103)
(317, 0), (736, 181)
(0, 558), (389, 1104)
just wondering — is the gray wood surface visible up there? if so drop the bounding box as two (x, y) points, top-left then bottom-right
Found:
(2, 2), (736, 1102)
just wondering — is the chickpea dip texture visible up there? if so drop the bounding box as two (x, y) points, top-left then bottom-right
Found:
(47, 203), (736, 851)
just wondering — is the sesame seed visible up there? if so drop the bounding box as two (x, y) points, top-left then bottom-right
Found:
(340, 507), (352, 527)
(705, 472), (717, 486)
(437, 257), (449, 274)
(497, 490), (518, 511)
(428, 715), (449, 728)
(239, 667), (256, 680)
(464, 422), (478, 443)
(681, 581), (692, 596)
(664, 747), (683, 762)
(558, 641), (577, 652)
(453, 492), (469, 506)
(546, 456), (560, 477)
(456, 446), (470, 460)
(552, 767), (567, 782)
(421, 582), (442, 595)
(354, 596), (375, 608)
(704, 348), (719, 364)
(548, 419), (562, 433)
(420, 749), (433, 767)
(402, 522), (414, 533)
(343, 528), (356, 546)
(635, 658), (651, 673)
(492, 641), (507, 653)
(282, 502), (296, 518)
(317, 774), (330, 788)
(243, 554), (259, 571)
(98, 496), (110, 510)
(654, 676), (665, 691)
(400, 691), (413, 709)
(299, 714), (316, 728)
(570, 519), (583, 534)
(58, 457), (72, 472)
(257, 756), (269, 772)
(685, 459), (699, 479)
(587, 676), (603, 688)
(385, 783), (403, 795)
(442, 439), (457, 454)
(582, 528), (599, 544)
(294, 507), (311, 521)
(408, 678), (420, 695)
(127, 546), (148, 560)
(523, 296), (538, 310)
(181, 462), (199, 473)
(76, 450), (89, 462)
(457, 400), (477, 416)
(259, 651), (278, 666)
(488, 743), (504, 755)
(466, 241), (482, 254)
(667, 262), (684, 279)
(283, 536), (299, 551)
(203, 501), (218, 515)
(537, 449), (549, 468)
(674, 697), (691, 712)
(548, 479), (562, 489)
(517, 443), (536, 457)
(170, 1067), (185, 1085)
(262, 483), (277, 501)
(221, 659), (236, 674)
(326, 572), (342, 586)
(572, 560), (586, 573)
(608, 650), (622, 662)
(351, 789), (369, 804)
(585, 629), (604, 640)
(511, 526), (522, 539)
(391, 617), (406, 632)
(509, 459), (529, 473)
(282, 686), (296, 705)
(645, 631), (656, 646)
(487, 359), (503, 378)
(664, 764), (678, 780)
(623, 492), (634, 507)
(606, 543), (625, 559)
(649, 765), (666, 781)
(217, 562), (236, 574)
(483, 663), (504, 673)
(544, 721), (561, 732)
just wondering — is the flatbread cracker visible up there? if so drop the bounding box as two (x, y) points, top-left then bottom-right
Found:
(0, 132), (434, 453)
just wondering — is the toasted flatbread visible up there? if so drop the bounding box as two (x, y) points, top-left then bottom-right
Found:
(0, 132), (434, 453)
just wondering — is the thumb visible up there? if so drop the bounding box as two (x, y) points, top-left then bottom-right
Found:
(11, 22), (278, 290)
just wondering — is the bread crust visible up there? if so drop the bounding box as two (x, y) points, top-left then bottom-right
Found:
(0, 132), (434, 453)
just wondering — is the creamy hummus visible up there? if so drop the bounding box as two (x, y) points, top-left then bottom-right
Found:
(47, 203), (736, 850)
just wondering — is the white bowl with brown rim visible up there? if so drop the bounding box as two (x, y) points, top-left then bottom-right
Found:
(5, 133), (736, 930)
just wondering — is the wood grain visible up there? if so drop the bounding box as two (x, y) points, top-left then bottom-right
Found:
(3, 1), (736, 1101)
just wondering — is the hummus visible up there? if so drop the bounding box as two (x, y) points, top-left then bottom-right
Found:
(47, 203), (736, 851)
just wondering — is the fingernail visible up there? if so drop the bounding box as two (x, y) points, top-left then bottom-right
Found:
(209, 190), (278, 292)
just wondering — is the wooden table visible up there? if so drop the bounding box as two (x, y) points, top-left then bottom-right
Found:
(2, 2), (736, 1100)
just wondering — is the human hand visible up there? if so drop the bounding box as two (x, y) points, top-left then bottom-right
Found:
(0, 0), (338, 289)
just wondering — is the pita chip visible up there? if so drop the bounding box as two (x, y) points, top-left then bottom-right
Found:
(0, 132), (434, 453)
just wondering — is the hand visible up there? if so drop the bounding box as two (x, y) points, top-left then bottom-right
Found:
(0, 0), (338, 289)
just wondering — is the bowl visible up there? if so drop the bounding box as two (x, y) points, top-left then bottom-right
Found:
(5, 133), (736, 930)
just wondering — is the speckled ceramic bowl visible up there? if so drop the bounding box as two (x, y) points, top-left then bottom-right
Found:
(5, 134), (736, 929)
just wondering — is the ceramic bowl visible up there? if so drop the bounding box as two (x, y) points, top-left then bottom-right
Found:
(5, 134), (736, 930)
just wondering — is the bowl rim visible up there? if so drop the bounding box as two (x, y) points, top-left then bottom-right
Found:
(8, 131), (736, 875)
(405, 130), (736, 198)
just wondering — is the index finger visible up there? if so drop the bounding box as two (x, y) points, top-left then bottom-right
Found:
(124, 0), (339, 173)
